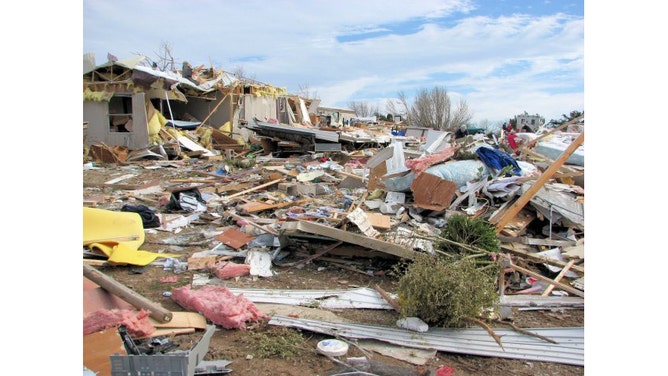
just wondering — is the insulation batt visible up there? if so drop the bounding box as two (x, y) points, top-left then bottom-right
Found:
(171, 285), (268, 329)
(405, 146), (456, 174)
(212, 261), (251, 280)
(83, 308), (155, 337)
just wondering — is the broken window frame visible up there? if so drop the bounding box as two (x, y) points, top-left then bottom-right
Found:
(108, 94), (134, 133)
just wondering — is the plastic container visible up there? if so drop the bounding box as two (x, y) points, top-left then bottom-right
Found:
(317, 339), (349, 357)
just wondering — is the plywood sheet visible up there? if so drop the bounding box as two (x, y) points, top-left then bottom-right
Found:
(83, 329), (127, 376)
(215, 227), (255, 249)
(366, 213), (391, 230)
(411, 172), (457, 211)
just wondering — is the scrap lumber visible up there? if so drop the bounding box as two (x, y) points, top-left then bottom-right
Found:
(335, 170), (366, 181)
(149, 311), (207, 329)
(374, 284), (401, 313)
(292, 220), (414, 259)
(216, 227), (255, 249)
(83, 263), (173, 323)
(508, 264), (584, 298)
(198, 89), (235, 128)
(224, 211), (279, 235)
(366, 213), (392, 230)
(498, 236), (576, 247)
(500, 244), (584, 274)
(83, 180), (161, 191)
(238, 197), (313, 214)
(83, 329), (127, 376)
(541, 260), (577, 296)
(494, 131), (584, 233)
(497, 209), (535, 237)
(224, 178), (282, 200)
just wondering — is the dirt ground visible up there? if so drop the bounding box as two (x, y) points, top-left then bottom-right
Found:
(83, 159), (584, 376)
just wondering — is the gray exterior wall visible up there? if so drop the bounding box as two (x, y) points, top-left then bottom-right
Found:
(83, 92), (149, 150)
(240, 94), (278, 122)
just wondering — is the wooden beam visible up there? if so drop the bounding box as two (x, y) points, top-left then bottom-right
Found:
(542, 260), (576, 296)
(293, 220), (415, 259)
(509, 263), (584, 298)
(224, 178), (282, 200)
(500, 244), (584, 274)
(83, 263), (173, 323)
(494, 131), (584, 233)
(197, 85), (237, 129)
(374, 284), (401, 313)
(499, 236), (576, 247)
(224, 211), (279, 235)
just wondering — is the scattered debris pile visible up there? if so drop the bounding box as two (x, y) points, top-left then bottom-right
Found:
(83, 101), (585, 374)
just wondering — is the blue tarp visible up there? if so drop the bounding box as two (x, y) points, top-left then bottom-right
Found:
(475, 147), (522, 176)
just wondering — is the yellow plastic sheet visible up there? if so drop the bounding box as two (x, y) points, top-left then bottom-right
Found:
(83, 207), (178, 266)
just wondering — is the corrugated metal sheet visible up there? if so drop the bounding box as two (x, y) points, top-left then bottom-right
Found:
(269, 315), (584, 366)
(246, 118), (340, 142)
(500, 294), (584, 308)
(227, 287), (395, 310)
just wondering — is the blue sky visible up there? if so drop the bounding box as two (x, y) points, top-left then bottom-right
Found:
(82, 0), (584, 126)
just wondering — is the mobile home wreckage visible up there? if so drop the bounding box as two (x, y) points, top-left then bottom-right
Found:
(83, 54), (330, 160)
(83, 54), (585, 375)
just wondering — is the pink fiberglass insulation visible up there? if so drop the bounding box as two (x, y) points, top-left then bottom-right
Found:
(171, 285), (268, 329)
(405, 146), (456, 174)
(212, 261), (251, 280)
(83, 308), (155, 337)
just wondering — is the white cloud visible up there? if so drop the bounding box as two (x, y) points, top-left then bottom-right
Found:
(83, 0), (583, 124)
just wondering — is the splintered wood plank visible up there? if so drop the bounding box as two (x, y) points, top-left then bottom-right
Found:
(367, 163), (387, 191)
(84, 329), (127, 376)
(150, 311), (207, 329)
(366, 213), (392, 230)
(239, 198), (313, 214)
(542, 259), (577, 296)
(238, 201), (274, 213)
(509, 264), (584, 298)
(495, 131), (584, 233)
(84, 180), (160, 191)
(499, 209), (535, 237)
(216, 227), (255, 249)
(225, 178), (282, 200)
(500, 244), (584, 274)
(137, 327), (196, 339)
(295, 220), (414, 259)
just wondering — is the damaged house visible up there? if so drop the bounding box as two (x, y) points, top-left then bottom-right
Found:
(82, 54), (319, 158)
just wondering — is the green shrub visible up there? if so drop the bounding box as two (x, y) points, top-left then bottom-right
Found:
(395, 214), (502, 327)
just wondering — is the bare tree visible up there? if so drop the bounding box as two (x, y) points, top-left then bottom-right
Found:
(298, 84), (319, 100)
(153, 42), (178, 71)
(449, 99), (474, 131)
(386, 90), (410, 120)
(232, 65), (246, 79)
(348, 101), (373, 117)
(407, 86), (472, 131)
